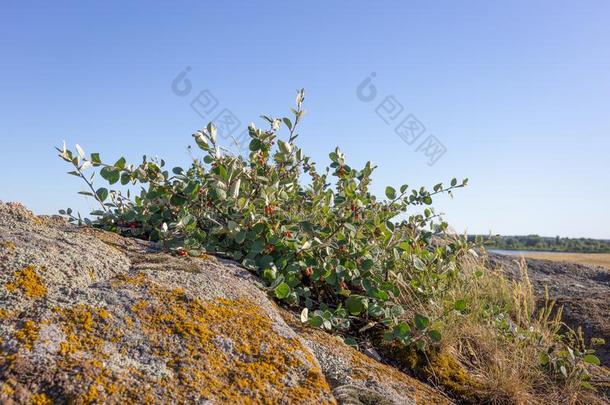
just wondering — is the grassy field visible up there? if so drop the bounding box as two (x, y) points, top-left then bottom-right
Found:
(506, 251), (610, 270)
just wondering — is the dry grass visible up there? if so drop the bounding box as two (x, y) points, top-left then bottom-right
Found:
(505, 252), (610, 270)
(396, 254), (606, 404)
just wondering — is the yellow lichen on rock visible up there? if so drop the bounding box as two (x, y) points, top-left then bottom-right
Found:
(1, 383), (15, 396)
(126, 280), (334, 404)
(81, 385), (99, 404)
(19, 273), (334, 404)
(111, 272), (146, 287)
(6, 265), (47, 299)
(14, 320), (40, 350)
(0, 240), (16, 250)
(30, 393), (53, 405)
(54, 304), (116, 356)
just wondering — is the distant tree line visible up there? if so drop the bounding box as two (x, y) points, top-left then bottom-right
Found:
(468, 234), (610, 253)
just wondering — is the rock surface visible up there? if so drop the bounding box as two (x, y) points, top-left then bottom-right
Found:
(0, 202), (450, 404)
(488, 253), (610, 366)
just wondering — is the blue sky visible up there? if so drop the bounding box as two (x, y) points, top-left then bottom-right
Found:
(1, 1), (609, 238)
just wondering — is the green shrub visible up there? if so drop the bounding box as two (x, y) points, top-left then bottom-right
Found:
(58, 90), (469, 347)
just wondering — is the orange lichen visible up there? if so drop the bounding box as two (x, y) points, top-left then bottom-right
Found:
(14, 320), (40, 350)
(55, 304), (115, 356)
(0, 308), (9, 319)
(5, 265), (47, 298)
(30, 393), (52, 405)
(97, 308), (111, 320)
(81, 385), (99, 404)
(3, 271), (334, 403)
(0, 383), (14, 396)
(125, 276), (334, 403)
(0, 240), (16, 250)
(111, 272), (147, 287)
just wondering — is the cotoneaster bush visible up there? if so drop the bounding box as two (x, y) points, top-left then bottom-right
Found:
(58, 90), (468, 349)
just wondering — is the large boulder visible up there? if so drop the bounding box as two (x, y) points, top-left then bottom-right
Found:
(0, 202), (450, 404)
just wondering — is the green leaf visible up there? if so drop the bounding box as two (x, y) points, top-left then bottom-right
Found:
(390, 305), (404, 318)
(90, 153), (101, 164)
(262, 268), (277, 283)
(361, 259), (374, 271)
(583, 354), (600, 366)
(343, 337), (357, 347)
(385, 220), (395, 232)
(170, 194), (188, 206)
(371, 289), (389, 301)
(100, 167), (120, 184)
(96, 187), (109, 202)
(538, 352), (550, 366)
(249, 139), (262, 151)
(120, 172), (131, 185)
(114, 157), (126, 170)
(393, 322), (410, 338)
(345, 296), (366, 315)
(214, 187), (227, 200)
(218, 165), (228, 181)
(454, 299), (467, 311)
(367, 304), (384, 318)
(234, 231), (246, 244)
(274, 282), (291, 299)
(581, 381), (594, 390)
(398, 241), (411, 251)
(414, 313), (429, 330)
(428, 329), (442, 342)
(309, 315), (323, 328)
(385, 186), (396, 200)
(250, 239), (265, 254)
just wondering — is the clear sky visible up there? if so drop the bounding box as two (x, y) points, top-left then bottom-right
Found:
(1, 1), (609, 238)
